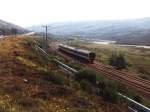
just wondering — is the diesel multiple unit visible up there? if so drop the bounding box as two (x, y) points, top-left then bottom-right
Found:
(58, 44), (96, 63)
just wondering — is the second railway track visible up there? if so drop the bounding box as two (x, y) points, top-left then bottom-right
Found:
(49, 43), (150, 98)
(89, 62), (150, 98)
(94, 62), (150, 85)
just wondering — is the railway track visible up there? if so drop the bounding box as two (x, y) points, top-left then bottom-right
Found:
(49, 43), (150, 98)
(94, 62), (150, 85)
(89, 62), (150, 98)
(59, 53), (150, 98)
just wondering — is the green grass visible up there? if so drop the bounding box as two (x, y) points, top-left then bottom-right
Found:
(69, 41), (150, 80)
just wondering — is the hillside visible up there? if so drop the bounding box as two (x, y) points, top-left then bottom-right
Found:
(0, 36), (129, 112)
(0, 19), (27, 35)
(29, 17), (150, 45)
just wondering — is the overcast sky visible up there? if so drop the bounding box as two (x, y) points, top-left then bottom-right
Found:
(0, 0), (150, 27)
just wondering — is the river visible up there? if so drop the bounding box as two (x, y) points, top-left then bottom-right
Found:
(92, 40), (150, 49)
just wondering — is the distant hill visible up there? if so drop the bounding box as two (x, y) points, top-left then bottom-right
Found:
(0, 19), (27, 35)
(28, 17), (150, 45)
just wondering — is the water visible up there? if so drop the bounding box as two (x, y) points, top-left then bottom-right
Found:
(92, 40), (150, 49)
(92, 40), (116, 45)
(118, 44), (150, 49)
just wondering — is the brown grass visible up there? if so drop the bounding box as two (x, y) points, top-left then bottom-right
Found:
(0, 36), (129, 112)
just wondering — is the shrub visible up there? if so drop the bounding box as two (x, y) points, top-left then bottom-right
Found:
(75, 69), (97, 84)
(98, 80), (118, 103)
(80, 80), (94, 94)
(116, 83), (128, 94)
(109, 53), (117, 66)
(71, 81), (80, 91)
(41, 71), (65, 85)
(95, 73), (105, 83)
(133, 95), (143, 103)
(50, 73), (65, 85)
(102, 86), (118, 103)
(109, 53), (127, 70)
(68, 62), (82, 70)
(116, 54), (127, 70)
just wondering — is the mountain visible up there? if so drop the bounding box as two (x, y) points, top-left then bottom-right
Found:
(28, 17), (150, 45)
(0, 19), (27, 35)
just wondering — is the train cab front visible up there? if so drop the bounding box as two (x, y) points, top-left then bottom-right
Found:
(89, 52), (96, 63)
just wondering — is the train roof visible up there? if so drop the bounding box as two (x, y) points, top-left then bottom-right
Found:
(59, 44), (94, 54)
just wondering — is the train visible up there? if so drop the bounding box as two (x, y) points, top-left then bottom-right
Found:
(58, 44), (96, 63)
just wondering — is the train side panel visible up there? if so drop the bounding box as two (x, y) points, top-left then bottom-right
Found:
(58, 44), (96, 63)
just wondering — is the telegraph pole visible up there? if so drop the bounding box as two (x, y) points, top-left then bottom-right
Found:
(42, 26), (50, 51)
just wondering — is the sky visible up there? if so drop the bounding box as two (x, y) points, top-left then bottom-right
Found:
(0, 0), (150, 27)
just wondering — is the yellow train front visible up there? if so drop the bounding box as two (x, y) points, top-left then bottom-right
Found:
(58, 44), (96, 63)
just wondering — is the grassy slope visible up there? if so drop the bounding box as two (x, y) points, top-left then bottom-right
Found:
(0, 36), (129, 112)
(68, 41), (150, 80)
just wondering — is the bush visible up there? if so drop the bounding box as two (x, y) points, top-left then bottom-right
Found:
(102, 86), (118, 103)
(50, 73), (65, 85)
(41, 71), (65, 85)
(80, 80), (94, 94)
(71, 81), (80, 91)
(98, 80), (118, 103)
(133, 95), (143, 103)
(75, 69), (97, 84)
(109, 53), (127, 70)
(109, 53), (117, 66)
(116, 83), (128, 94)
(68, 62), (82, 70)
